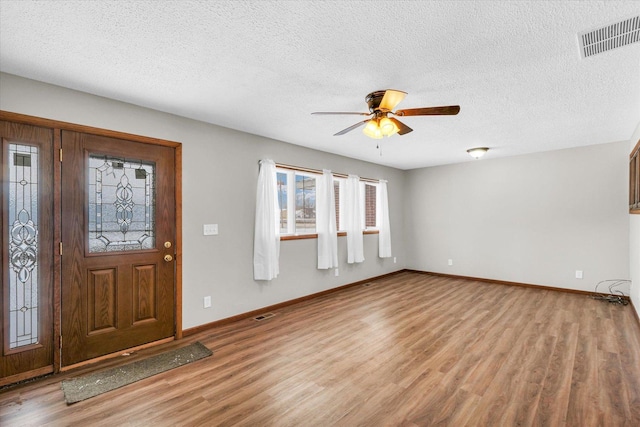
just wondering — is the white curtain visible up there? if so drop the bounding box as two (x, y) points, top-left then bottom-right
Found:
(253, 159), (280, 280)
(378, 179), (392, 258)
(316, 170), (339, 269)
(345, 175), (364, 263)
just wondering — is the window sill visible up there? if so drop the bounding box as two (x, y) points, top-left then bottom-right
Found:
(280, 230), (379, 241)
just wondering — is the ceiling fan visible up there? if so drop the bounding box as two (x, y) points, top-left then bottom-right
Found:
(312, 89), (460, 139)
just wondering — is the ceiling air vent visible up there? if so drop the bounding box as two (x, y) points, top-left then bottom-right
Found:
(578, 15), (640, 58)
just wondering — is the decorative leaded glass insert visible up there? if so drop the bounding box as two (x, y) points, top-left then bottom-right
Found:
(88, 156), (156, 253)
(8, 144), (39, 349)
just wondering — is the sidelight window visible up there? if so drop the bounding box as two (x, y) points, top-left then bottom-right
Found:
(7, 144), (39, 349)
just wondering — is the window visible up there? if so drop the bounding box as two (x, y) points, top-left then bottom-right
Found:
(295, 174), (316, 232)
(276, 165), (380, 237)
(364, 183), (377, 229)
(334, 179), (342, 231)
(8, 144), (40, 348)
(276, 172), (289, 234)
(631, 139), (640, 214)
(333, 178), (380, 233)
(277, 169), (316, 234)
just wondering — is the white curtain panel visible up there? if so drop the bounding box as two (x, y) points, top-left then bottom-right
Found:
(345, 175), (364, 263)
(378, 179), (392, 258)
(253, 159), (280, 280)
(317, 169), (339, 269)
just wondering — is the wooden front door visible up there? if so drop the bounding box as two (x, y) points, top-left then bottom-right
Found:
(61, 131), (176, 366)
(1, 121), (55, 382)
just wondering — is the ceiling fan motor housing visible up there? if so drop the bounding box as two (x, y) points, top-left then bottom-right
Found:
(366, 90), (388, 112)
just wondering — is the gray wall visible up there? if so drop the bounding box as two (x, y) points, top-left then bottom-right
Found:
(405, 141), (630, 294)
(630, 122), (640, 320)
(0, 73), (406, 330)
(1, 72), (635, 329)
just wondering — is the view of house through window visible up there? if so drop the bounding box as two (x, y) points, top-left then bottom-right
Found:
(277, 170), (317, 234)
(276, 167), (378, 236)
(364, 183), (377, 228)
(277, 172), (288, 234)
(334, 180), (341, 231)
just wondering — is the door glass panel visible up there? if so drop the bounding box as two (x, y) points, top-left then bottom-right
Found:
(7, 144), (39, 349)
(88, 155), (156, 253)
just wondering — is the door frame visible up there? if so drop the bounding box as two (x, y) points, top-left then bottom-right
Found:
(0, 110), (183, 374)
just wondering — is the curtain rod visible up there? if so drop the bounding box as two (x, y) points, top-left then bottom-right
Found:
(274, 162), (380, 183)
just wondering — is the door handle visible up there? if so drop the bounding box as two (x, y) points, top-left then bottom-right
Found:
(164, 254), (173, 262)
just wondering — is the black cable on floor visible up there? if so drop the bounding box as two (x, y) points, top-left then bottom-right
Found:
(590, 279), (631, 305)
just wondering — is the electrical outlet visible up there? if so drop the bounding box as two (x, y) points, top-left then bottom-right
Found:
(448, 259), (453, 266)
(334, 268), (339, 277)
(393, 257), (397, 263)
(575, 270), (583, 279)
(203, 296), (212, 308)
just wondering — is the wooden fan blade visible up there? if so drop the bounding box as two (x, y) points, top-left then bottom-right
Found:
(334, 120), (368, 136)
(312, 112), (371, 116)
(394, 105), (460, 116)
(389, 118), (413, 135)
(379, 90), (407, 111)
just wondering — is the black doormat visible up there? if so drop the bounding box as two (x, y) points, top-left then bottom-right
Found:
(61, 342), (212, 404)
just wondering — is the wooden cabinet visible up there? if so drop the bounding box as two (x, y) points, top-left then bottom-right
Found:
(631, 140), (640, 214)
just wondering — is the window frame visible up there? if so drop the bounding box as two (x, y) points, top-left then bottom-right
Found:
(275, 165), (380, 240)
(362, 181), (380, 231)
(277, 169), (318, 236)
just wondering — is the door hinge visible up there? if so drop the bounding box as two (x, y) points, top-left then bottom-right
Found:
(59, 241), (63, 255)
(59, 148), (63, 162)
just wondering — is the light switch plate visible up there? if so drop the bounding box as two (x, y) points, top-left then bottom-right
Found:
(203, 224), (218, 235)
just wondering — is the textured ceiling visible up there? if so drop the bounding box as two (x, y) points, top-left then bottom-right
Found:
(1, 1), (639, 169)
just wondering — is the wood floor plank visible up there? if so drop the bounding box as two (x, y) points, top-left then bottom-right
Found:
(533, 321), (579, 426)
(1, 272), (639, 426)
(566, 335), (602, 426)
(610, 303), (640, 422)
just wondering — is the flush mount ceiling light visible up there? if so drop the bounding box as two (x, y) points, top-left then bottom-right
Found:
(467, 147), (489, 159)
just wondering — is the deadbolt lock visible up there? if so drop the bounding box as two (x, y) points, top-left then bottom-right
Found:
(164, 254), (173, 262)
(164, 241), (172, 248)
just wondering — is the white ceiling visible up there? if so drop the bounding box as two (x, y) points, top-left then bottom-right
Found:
(1, 1), (639, 169)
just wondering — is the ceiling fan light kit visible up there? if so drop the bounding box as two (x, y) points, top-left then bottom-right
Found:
(312, 89), (460, 140)
(363, 119), (382, 139)
(467, 147), (489, 159)
(363, 116), (399, 139)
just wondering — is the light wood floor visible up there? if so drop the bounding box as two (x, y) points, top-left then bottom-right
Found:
(1, 271), (639, 426)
